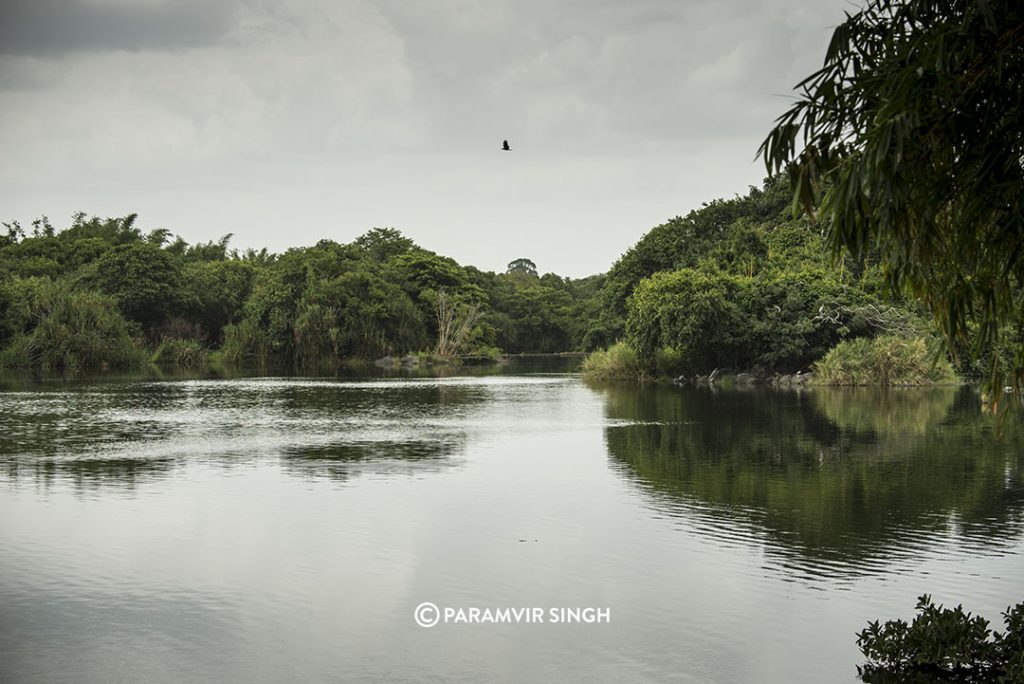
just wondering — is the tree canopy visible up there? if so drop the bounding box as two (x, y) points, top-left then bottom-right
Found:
(0, 214), (603, 370)
(760, 0), (1024, 402)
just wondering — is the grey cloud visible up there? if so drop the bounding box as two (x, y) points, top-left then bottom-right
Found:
(0, 0), (854, 277)
(0, 0), (239, 55)
(377, 0), (840, 153)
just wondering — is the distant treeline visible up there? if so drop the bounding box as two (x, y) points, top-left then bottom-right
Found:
(1, 176), (998, 375)
(0, 213), (602, 370)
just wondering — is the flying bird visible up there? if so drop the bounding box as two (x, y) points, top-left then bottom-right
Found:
(502, 140), (511, 151)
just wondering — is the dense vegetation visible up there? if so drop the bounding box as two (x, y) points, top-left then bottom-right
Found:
(814, 336), (957, 386)
(0, 214), (602, 370)
(1, 175), (958, 379)
(582, 175), (946, 382)
(857, 595), (1024, 682)
(761, 0), (1024, 401)
(757, 1), (1023, 675)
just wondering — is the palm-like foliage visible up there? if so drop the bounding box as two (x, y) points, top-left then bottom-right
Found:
(760, 0), (1024, 406)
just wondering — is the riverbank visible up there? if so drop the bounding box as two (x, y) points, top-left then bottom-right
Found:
(581, 335), (962, 387)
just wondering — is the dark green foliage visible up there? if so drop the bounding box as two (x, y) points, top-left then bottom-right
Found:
(5, 214), (587, 369)
(594, 176), (796, 343)
(183, 260), (255, 344)
(0, 278), (142, 371)
(353, 227), (416, 263)
(857, 595), (1024, 682)
(221, 251), (314, 362)
(586, 174), (934, 376)
(151, 338), (206, 368)
(220, 239), (429, 365)
(627, 269), (748, 372)
(175, 234), (233, 262)
(59, 212), (143, 245)
(760, 0), (1024, 404)
(392, 251), (471, 295)
(462, 264), (594, 354)
(1, 183), (912, 372)
(492, 282), (574, 354)
(506, 258), (538, 276)
(625, 265), (889, 376)
(295, 270), (425, 363)
(88, 242), (185, 334)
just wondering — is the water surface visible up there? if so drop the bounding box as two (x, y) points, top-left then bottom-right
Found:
(1, 364), (1022, 683)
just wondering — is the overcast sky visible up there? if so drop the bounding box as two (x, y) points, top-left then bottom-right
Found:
(0, 0), (854, 277)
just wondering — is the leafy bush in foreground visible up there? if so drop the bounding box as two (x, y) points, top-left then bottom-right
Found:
(857, 595), (1024, 683)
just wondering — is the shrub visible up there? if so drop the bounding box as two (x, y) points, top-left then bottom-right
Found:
(814, 336), (957, 385)
(151, 338), (207, 368)
(0, 279), (143, 371)
(220, 320), (270, 365)
(580, 342), (645, 382)
(654, 346), (686, 378)
(467, 345), (502, 362)
(858, 595), (1024, 682)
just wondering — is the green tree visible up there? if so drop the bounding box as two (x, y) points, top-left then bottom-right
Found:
(760, 0), (1024, 402)
(506, 258), (538, 277)
(183, 260), (256, 344)
(627, 269), (749, 372)
(59, 213), (144, 246)
(89, 242), (185, 335)
(295, 270), (425, 363)
(590, 177), (796, 345)
(354, 227), (416, 263)
(180, 234), (233, 262)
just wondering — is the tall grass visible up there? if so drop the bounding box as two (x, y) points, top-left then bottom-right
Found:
(0, 281), (144, 371)
(220, 320), (270, 365)
(150, 338), (207, 368)
(813, 336), (957, 386)
(581, 342), (646, 382)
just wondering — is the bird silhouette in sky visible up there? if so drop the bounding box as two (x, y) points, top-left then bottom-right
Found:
(502, 140), (511, 151)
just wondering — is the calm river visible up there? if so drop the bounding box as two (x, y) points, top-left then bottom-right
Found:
(1, 359), (1022, 683)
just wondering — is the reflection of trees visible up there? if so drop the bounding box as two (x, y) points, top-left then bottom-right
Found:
(811, 386), (958, 435)
(280, 437), (465, 483)
(601, 384), (1024, 578)
(0, 375), (486, 491)
(3, 457), (174, 492)
(278, 382), (485, 415)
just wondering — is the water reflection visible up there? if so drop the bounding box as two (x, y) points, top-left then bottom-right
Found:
(1, 457), (176, 493)
(599, 384), (1024, 581)
(281, 438), (466, 482)
(0, 368), (1021, 684)
(0, 375), (584, 490)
